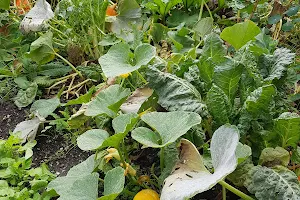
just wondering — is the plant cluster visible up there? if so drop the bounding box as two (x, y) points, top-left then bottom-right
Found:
(0, 0), (299, 199)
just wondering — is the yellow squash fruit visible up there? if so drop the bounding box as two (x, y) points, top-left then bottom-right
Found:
(133, 189), (160, 200)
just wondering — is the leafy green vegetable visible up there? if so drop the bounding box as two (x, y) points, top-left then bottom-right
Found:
(207, 84), (231, 126)
(14, 82), (38, 108)
(0, 134), (55, 199)
(85, 85), (131, 117)
(146, 66), (207, 115)
(220, 20), (261, 50)
(30, 97), (60, 118)
(213, 64), (243, 102)
(258, 48), (295, 82)
(65, 86), (95, 106)
(245, 166), (300, 200)
(236, 142), (252, 164)
(258, 147), (290, 167)
(99, 43), (156, 78)
(145, 0), (182, 19)
(273, 112), (300, 148)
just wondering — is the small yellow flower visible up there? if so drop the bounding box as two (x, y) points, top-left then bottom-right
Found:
(104, 148), (120, 163)
(120, 73), (130, 78)
(120, 162), (136, 176)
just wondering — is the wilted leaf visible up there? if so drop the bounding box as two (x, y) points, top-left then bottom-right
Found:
(20, 0), (54, 33)
(132, 111), (201, 148)
(13, 118), (41, 143)
(120, 88), (153, 114)
(99, 43), (156, 78)
(161, 124), (240, 200)
(220, 20), (261, 50)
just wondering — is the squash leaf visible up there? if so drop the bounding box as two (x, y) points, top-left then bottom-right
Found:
(132, 111), (201, 148)
(48, 155), (99, 200)
(85, 85), (131, 118)
(160, 124), (240, 200)
(99, 43), (156, 78)
(27, 32), (56, 65)
(220, 20), (261, 50)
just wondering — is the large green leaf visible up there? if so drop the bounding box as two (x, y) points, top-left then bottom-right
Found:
(132, 111), (201, 148)
(213, 63), (243, 102)
(85, 85), (131, 117)
(77, 113), (139, 151)
(146, 67), (207, 114)
(14, 82), (38, 108)
(77, 129), (110, 151)
(273, 112), (300, 148)
(161, 124), (240, 200)
(0, 0), (10, 10)
(202, 33), (227, 64)
(27, 32), (56, 65)
(243, 84), (276, 118)
(98, 167), (125, 200)
(118, 0), (141, 18)
(206, 84), (231, 126)
(112, 113), (139, 134)
(220, 20), (261, 50)
(30, 97), (60, 118)
(245, 166), (300, 200)
(193, 18), (214, 38)
(258, 48), (295, 82)
(48, 155), (99, 200)
(99, 43), (156, 78)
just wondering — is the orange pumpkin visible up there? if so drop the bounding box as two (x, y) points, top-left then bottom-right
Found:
(106, 4), (118, 16)
(15, 0), (31, 14)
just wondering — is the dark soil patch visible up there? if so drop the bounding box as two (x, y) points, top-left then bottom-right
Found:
(193, 184), (240, 200)
(0, 102), (27, 139)
(32, 133), (91, 176)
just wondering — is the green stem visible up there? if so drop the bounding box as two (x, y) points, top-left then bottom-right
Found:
(135, 70), (148, 85)
(204, 0), (213, 19)
(218, 181), (254, 200)
(222, 185), (226, 200)
(55, 53), (83, 78)
(199, 0), (205, 20)
(160, 147), (165, 172)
